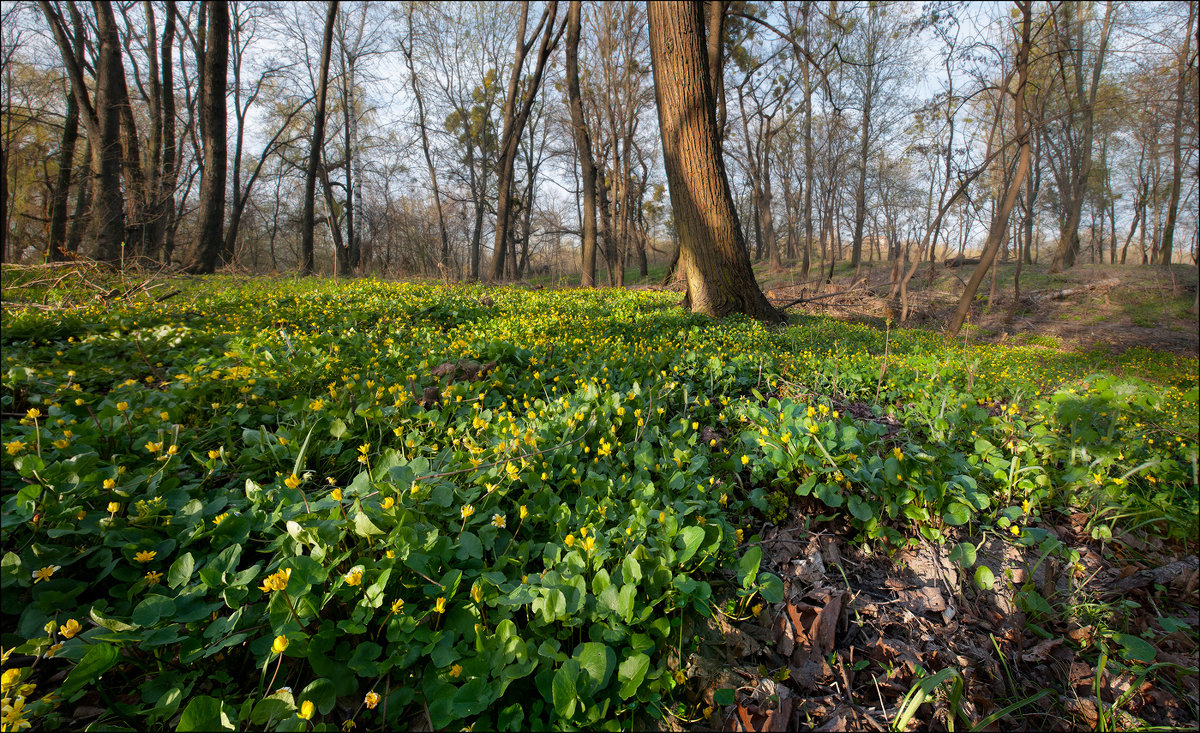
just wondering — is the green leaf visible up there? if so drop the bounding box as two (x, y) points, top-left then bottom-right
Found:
(738, 546), (762, 588)
(756, 572), (784, 604)
(943, 502), (971, 526)
(168, 552), (195, 589)
(1110, 633), (1157, 663)
(61, 643), (121, 698)
(89, 607), (139, 633)
(713, 688), (736, 706)
(177, 695), (236, 732)
(847, 495), (873, 522)
(574, 642), (615, 694)
(949, 542), (977, 569)
(300, 678), (336, 715)
(132, 595), (176, 627)
(329, 418), (347, 439)
(617, 653), (650, 699)
(975, 566), (995, 591)
(552, 661), (579, 719)
(352, 508), (383, 538)
(676, 526), (706, 564)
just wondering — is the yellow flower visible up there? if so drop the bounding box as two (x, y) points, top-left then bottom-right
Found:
(116, 402), (129, 412)
(107, 502), (120, 514)
(309, 399), (325, 411)
(2, 668), (19, 692)
(103, 478), (116, 490)
(4, 440), (24, 455)
(461, 504), (475, 519)
(297, 700), (315, 720)
(259, 568), (292, 593)
(364, 691), (380, 709)
(1021, 499), (1031, 514)
(344, 569), (363, 586)
(144, 571), (163, 586)
(271, 635), (289, 654)
(212, 513), (229, 526)
(331, 488), (342, 501)
(751, 603), (763, 618)
(893, 447), (904, 461)
(284, 474), (301, 489)
(519, 505), (528, 520)
(32, 565), (60, 583)
(382, 497), (395, 510)
(160, 411), (170, 420)
(471, 584), (483, 604)
(60, 618), (81, 639)
(741, 455), (749, 465)
(565, 534), (575, 547)
(582, 536), (595, 552)
(449, 664), (463, 679)
(1010, 525), (1021, 536)
(166, 444), (178, 455)
(26, 408), (41, 419)
(358, 443), (370, 455)
(434, 597), (447, 614)
(390, 599), (404, 614)
(491, 513), (506, 529)
(134, 550), (156, 563)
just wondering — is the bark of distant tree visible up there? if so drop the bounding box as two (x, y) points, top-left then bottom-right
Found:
(141, 0), (177, 262)
(40, 0), (127, 263)
(65, 139), (92, 256)
(1048, 0), (1113, 272)
(1157, 1), (1195, 266)
(47, 7), (87, 261)
(948, 1), (1032, 337)
(186, 1), (229, 274)
(565, 1), (598, 286)
(647, 0), (782, 322)
(403, 5), (449, 275)
(301, 0), (339, 276)
(488, 1), (562, 281)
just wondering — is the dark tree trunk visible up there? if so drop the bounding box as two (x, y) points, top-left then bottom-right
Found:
(647, 0), (781, 322)
(48, 66), (81, 260)
(565, 1), (598, 287)
(187, 1), (229, 274)
(41, 0), (127, 263)
(301, 1), (339, 276)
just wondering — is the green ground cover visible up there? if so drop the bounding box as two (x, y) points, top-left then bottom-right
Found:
(1, 276), (1196, 731)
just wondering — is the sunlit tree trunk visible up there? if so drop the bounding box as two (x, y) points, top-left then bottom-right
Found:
(647, 0), (781, 322)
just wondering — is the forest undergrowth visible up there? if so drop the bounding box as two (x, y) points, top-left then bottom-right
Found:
(1, 268), (1196, 731)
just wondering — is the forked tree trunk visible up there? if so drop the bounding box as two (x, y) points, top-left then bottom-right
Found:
(647, 1), (781, 322)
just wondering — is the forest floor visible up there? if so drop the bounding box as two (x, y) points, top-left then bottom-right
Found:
(752, 260), (1200, 358)
(1, 263), (1196, 732)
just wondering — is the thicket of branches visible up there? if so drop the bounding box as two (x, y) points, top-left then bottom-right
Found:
(2, 1), (1196, 283)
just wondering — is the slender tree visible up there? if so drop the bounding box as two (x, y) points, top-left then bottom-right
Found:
(564, 0), (597, 287)
(301, 0), (338, 276)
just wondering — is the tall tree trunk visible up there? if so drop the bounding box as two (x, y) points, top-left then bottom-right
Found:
(404, 6), (449, 274)
(565, 1), (597, 286)
(160, 0), (178, 262)
(48, 15), (83, 262)
(301, 0), (339, 276)
(949, 1), (1032, 336)
(1049, 0), (1113, 272)
(1157, 1), (1194, 265)
(41, 0), (127, 263)
(187, 1), (229, 274)
(66, 139), (92, 255)
(489, 1), (561, 281)
(647, 0), (781, 322)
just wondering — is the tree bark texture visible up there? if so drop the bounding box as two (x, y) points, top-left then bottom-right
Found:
(1156, 1), (1194, 265)
(648, 1), (782, 322)
(187, 0), (229, 274)
(301, 0), (339, 276)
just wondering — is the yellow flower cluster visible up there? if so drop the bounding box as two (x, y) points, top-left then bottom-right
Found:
(258, 568), (292, 593)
